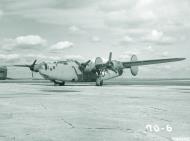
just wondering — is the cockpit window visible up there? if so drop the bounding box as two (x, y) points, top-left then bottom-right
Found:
(57, 61), (68, 65)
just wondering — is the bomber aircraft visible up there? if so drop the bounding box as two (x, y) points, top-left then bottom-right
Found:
(15, 52), (185, 86)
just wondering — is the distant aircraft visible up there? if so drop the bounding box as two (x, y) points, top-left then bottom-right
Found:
(14, 52), (185, 86)
(0, 66), (7, 80)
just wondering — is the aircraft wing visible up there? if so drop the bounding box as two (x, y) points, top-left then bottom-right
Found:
(122, 58), (185, 68)
(13, 65), (30, 67)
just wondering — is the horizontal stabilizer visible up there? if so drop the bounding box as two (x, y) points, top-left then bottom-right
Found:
(123, 58), (185, 68)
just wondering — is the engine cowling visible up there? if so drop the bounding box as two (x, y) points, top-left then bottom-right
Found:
(95, 57), (103, 66)
(111, 60), (123, 70)
(130, 55), (138, 76)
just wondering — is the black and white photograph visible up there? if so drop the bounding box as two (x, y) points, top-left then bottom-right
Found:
(0, 0), (189, 140)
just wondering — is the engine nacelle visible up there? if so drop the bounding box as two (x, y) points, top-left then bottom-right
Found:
(84, 61), (95, 72)
(130, 55), (138, 76)
(95, 57), (103, 65)
(111, 60), (123, 70)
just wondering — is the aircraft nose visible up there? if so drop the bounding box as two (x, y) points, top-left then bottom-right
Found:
(39, 68), (47, 75)
(38, 63), (47, 72)
(39, 69), (44, 74)
(39, 69), (50, 79)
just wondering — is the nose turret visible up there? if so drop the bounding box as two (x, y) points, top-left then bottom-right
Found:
(39, 69), (49, 79)
(38, 62), (50, 79)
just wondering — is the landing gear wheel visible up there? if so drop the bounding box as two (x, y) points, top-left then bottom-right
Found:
(96, 77), (103, 86)
(59, 81), (65, 86)
(53, 81), (65, 86)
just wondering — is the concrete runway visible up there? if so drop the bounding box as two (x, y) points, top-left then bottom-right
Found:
(0, 79), (189, 141)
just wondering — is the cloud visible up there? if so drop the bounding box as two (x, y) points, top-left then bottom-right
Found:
(101, 0), (189, 47)
(120, 35), (134, 44)
(69, 25), (80, 32)
(141, 30), (175, 44)
(0, 54), (20, 64)
(91, 36), (101, 42)
(63, 55), (85, 61)
(15, 35), (46, 45)
(0, 10), (3, 18)
(151, 30), (163, 40)
(0, 53), (52, 64)
(117, 45), (172, 61)
(23, 53), (85, 62)
(161, 51), (169, 57)
(54, 0), (97, 9)
(3, 0), (54, 10)
(68, 25), (88, 35)
(50, 41), (74, 50)
(117, 30), (175, 46)
(99, 0), (137, 12)
(0, 35), (47, 52)
(144, 46), (154, 52)
(102, 1), (157, 28)
(0, 54), (19, 60)
(118, 50), (140, 61)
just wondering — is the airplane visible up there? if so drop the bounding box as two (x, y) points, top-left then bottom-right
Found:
(15, 52), (185, 86)
(0, 66), (7, 80)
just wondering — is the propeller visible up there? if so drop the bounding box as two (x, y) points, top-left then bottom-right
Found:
(80, 60), (91, 71)
(106, 52), (114, 68)
(30, 60), (37, 72)
(105, 52), (118, 73)
(75, 60), (91, 72)
(108, 52), (112, 64)
(14, 60), (38, 77)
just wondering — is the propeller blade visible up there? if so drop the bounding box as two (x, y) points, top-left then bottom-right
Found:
(14, 60), (39, 74)
(84, 60), (91, 66)
(30, 60), (38, 71)
(31, 60), (37, 66)
(79, 60), (91, 72)
(108, 52), (112, 63)
(75, 60), (81, 66)
(106, 52), (113, 68)
(32, 72), (33, 78)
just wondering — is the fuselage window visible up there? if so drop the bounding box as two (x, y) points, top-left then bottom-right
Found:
(50, 68), (52, 71)
(53, 66), (55, 69)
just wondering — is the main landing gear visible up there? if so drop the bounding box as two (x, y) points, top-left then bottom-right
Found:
(53, 80), (65, 86)
(96, 70), (105, 86)
(96, 76), (103, 86)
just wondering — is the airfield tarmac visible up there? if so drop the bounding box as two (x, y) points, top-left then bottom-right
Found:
(0, 79), (190, 141)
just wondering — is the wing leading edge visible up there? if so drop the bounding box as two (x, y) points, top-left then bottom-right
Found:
(122, 58), (185, 68)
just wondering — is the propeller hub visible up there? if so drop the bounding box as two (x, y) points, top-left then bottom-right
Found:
(78, 60), (91, 72)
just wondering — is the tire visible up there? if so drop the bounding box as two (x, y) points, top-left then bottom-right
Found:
(96, 77), (103, 86)
(100, 80), (103, 86)
(59, 81), (65, 86)
(53, 81), (65, 86)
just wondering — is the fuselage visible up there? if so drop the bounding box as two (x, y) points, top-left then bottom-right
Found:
(39, 60), (121, 82)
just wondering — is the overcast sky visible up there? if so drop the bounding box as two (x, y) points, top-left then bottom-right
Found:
(0, 0), (189, 78)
